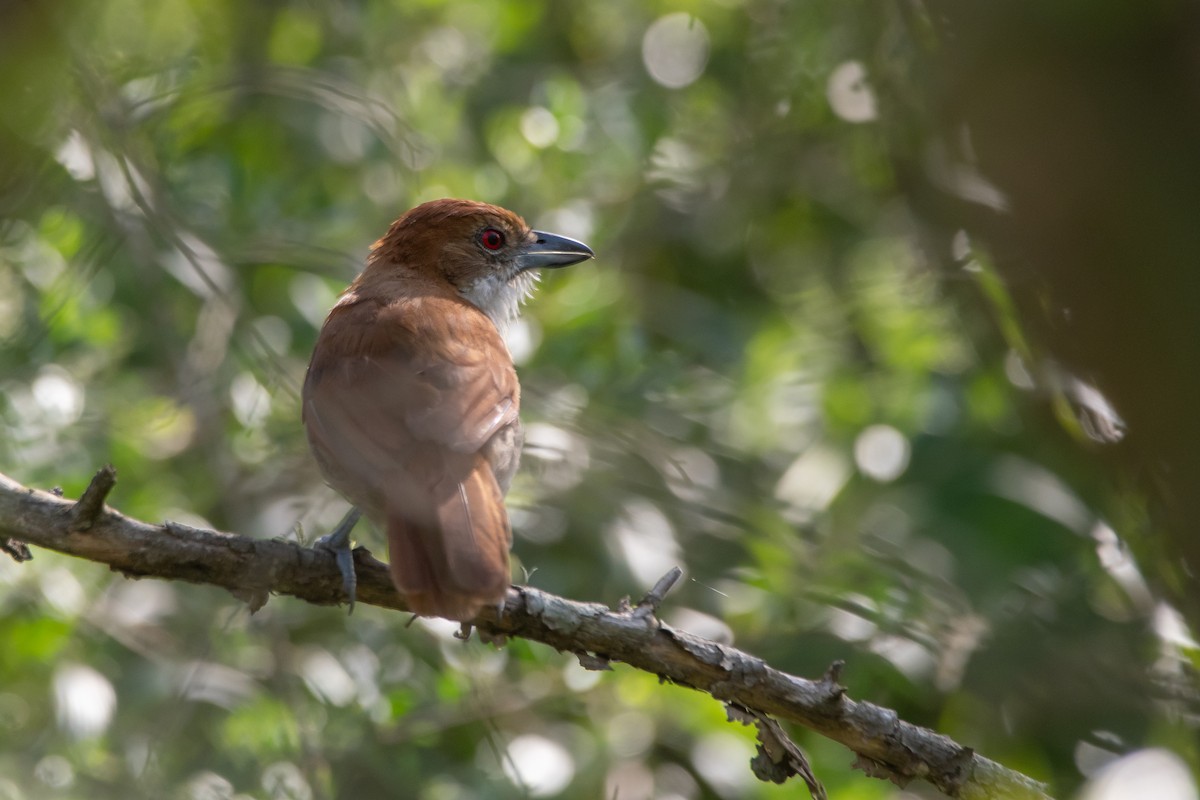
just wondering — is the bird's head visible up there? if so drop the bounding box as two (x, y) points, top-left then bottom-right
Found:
(365, 198), (594, 328)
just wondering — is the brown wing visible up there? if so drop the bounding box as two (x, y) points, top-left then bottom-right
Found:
(302, 291), (518, 620)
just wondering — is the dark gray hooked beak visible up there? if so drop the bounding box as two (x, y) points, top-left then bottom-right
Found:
(515, 230), (595, 271)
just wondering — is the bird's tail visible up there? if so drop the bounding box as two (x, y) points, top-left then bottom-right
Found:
(386, 463), (512, 622)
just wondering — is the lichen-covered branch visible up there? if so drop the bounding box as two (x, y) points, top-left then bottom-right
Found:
(0, 468), (1052, 800)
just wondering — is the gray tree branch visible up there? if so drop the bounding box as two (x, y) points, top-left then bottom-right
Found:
(0, 468), (1051, 800)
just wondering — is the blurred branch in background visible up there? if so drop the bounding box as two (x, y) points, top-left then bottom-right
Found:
(0, 467), (1051, 800)
(880, 0), (1200, 631)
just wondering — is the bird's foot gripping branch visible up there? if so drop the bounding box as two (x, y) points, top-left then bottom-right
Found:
(0, 467), (1053, 800)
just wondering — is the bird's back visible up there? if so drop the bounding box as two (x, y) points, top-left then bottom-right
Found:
(303, 284), (519, 620)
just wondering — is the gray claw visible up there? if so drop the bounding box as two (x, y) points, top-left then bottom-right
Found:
(315, 507), (362, 614)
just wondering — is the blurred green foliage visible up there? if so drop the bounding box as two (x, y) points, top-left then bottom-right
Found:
(0, 1), (1196, 799)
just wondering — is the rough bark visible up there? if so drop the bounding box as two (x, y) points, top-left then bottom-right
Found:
(0, 468), (1051, 800)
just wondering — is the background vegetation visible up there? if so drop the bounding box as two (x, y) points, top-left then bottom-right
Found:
(1, 1), (1196, 798)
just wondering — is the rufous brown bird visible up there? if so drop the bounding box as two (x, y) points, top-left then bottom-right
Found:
(302, 198), (594, 621)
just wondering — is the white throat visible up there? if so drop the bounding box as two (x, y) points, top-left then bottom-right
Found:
(461, 270), (539, 332)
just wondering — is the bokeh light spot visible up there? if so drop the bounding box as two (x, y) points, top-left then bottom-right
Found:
(642, 14), (709, 89)
(854, 424), (911, 482)
(827, 60), (877, 123)
(54, 664), (116, 739)
(1079, 748), (1198, 800)
(520, 106), (559, 149)
(502, 734), (575, 796)
(32, 366), (84, 427)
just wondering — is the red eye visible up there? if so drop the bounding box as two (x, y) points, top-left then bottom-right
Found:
(480, 228), (505, 250)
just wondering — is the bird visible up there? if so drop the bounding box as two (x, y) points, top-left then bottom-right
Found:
(302, 198), (594, 621)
